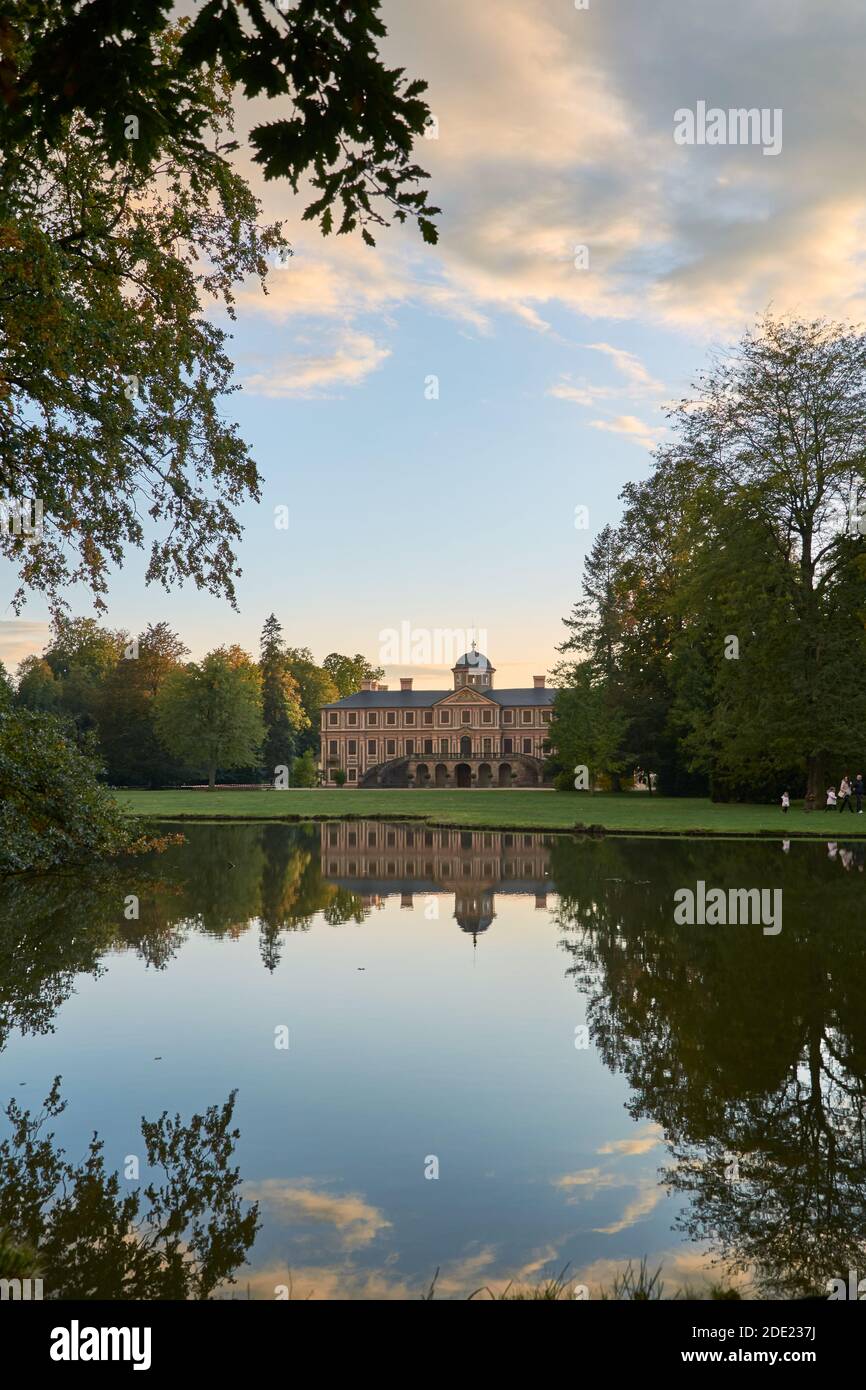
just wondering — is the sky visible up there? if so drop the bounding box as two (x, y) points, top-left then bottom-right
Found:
(4, 0), (866, 687)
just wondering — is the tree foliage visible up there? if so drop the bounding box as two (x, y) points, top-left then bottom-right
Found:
(0, 1078), (259, 1298)
(0, 706), (155, 873)
(1, 24), (286, 612)
(0, 1), (439, 244)
(154, 647), (265, 788)
(550, 315), (866, 801)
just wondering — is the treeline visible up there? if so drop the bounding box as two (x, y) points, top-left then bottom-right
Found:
(2, 614), (382, 789)
(549, 315), (866, 803)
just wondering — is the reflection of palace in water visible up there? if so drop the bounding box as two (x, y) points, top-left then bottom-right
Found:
(320, 821), (553, 938)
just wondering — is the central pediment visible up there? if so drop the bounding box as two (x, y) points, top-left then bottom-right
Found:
(434, 687), (497, 706)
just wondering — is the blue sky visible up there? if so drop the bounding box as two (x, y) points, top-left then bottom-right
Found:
(5, 0), (864, 686)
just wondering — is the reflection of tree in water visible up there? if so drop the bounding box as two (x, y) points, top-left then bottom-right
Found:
(0, 823), (369, 1048)
(549, 836), (866, 1297)
(0, 1078), (258, 1298)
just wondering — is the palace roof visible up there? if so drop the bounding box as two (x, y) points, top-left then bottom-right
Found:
(322, 687), (556, 709)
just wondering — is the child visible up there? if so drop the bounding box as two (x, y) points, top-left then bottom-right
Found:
(826, 786), (837, 810)
(781, 791), (790, 814)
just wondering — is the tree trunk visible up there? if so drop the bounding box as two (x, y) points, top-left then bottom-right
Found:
(804, 753), (827, 811)
(208, 762), (216, 790)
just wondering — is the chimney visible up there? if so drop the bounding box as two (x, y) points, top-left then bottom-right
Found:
(400, 677), (413, 691)
(533, 675), (546, 689)
(361, 679), (374, 690)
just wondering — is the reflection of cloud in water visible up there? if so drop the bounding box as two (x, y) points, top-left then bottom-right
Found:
(243, 1179), (391, 1251)
(237, 1242), (571, 1300)
(552, 1167), (623, 1199)
(592, 1179), (665, 1235)
(597, 1124), (663, 1157)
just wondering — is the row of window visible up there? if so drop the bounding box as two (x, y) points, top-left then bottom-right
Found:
(326, 707), (550, 727)
(328, 861), (543, 877)
(328, 738), (545, 759)
(329, 828), (543, 849)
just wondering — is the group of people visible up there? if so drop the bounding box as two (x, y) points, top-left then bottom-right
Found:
(826, 775), (864, 813)
(779, 775), (865, 813)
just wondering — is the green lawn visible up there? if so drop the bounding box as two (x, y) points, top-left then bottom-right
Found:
(112, 788), (866, 837)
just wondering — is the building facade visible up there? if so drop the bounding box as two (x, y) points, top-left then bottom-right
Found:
(319, 647), (555, 787)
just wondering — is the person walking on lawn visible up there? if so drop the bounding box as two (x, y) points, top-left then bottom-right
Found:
(838, 775), (855, 813)
(856, 773), (864, 815)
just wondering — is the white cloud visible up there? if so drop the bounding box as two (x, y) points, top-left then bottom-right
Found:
(243, 1179), (391, 1251)
(242, 331), (391, 398)
(0, 620), (49, 671)
(229, 0), (866, 346)
(589, 414), (665, 449)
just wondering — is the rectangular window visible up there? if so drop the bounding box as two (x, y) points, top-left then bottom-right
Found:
(386, 711), (396, 725)
(424, 711), (433, 725)
(329, 712), (338, 725)
(368, 711), (378, 726)
(522, 710), (532, 723)
(482, 710), (492, 724)
(523, 738), (532, 753)
(405, 711), (415, 725)
(440, 711), (451, 724)
(347, 767), (356, 781)
(406, 739), (414, 755)
(440, 738), (449, 753)
(424, 739), (434, 754)
(483, 738), (491, 753)
(503, 738), (513, 754)
(387, 739), (396, 756)
(348, 712), (357, 725)
(348, 740), (357, 755)
(503, 710), (513, 723)
(461, 710), (471, 724)
(368, 740), (377, 755)
(329, 740), (338, 756)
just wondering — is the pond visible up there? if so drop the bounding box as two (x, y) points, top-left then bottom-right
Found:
(1, 820), (863, 1299)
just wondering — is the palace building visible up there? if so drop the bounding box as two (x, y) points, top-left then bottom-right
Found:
(319, 646), (555, 787)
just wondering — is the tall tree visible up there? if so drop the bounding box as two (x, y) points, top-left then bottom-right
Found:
(154, 648), (265, 788)
(665, 314), (866, 804)
(552, 526), (632, 791)
(259, 615), (307, 779)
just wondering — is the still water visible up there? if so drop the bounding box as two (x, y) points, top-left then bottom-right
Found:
(1, 820), (863, 1299)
